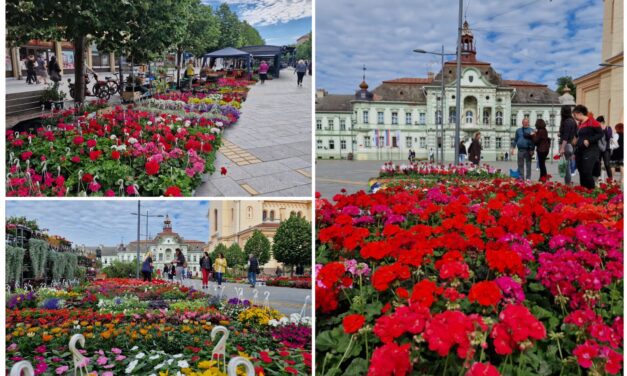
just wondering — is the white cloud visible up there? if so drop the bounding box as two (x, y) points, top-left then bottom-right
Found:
(216, 0), (311, 26)
(317, 0), (604, 93)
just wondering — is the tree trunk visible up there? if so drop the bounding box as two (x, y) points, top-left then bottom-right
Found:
(176, 47), (182, 89)
(73, 35), (87, 104)
(118, 52), (123, 87)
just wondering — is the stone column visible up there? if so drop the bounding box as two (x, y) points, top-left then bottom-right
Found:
(110, 52), (115, 73)
(86, 45), (93, 69)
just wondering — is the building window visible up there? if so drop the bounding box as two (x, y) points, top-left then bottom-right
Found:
(549, 114), (555, 127)
(298, 211), (302, 217)
(329, 140), (335, 149)
(377, 111), (384, 124)
(363, 111), (369, 124)
(449, 109), (456, 124)
(270, 210), (275, 221)
(496, 111), (503, 125)
(378, 136), (384, 146)
(405, 112), (412, 125)
(450, 137), (455, 148)
(165, 249), (172, 260)
(290, 211), (296, 217)
(317, 139), (322, 149)
(524, 113), (530, 120)
(364, 136), (371, 148)
(340, 140), (347, 149)
(316, 119), (322, 130)
(214, 209), (218, 231)
(419, 137), (426, 148)
(484, 136), (491, 148)
(419, 113), (426, 125)
(263, 210), (267, 220)
(328, 119), (334, 131)
(496, 137), (502, 149)
(247, 206), (253, 219)
(392, 112), (398, 125)
(436, 110), (443, 125)
(340, 119), (346, 131)
(483, 110), (490, 125)
(465, 111), (473, 124)
(406, 136), (412, 148)
(537, 113), (543, 120)
(511, 114), (517, 127)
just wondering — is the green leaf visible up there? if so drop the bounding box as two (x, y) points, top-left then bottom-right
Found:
(344, 358), (369, 375)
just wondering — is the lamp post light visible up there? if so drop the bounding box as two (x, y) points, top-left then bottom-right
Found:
(599, 63), (624, 68)
(414, 46), (458, 164)
(131, 203), (164, 278)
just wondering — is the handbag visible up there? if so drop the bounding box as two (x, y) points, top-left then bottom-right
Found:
(558, 155), (568, 178)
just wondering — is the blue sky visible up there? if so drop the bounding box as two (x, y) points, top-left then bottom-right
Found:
(203, 0), (311, 45)
(317, 0), (605, 93)
(6, 201), (211, 246)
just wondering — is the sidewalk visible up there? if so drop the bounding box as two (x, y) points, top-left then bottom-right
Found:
(195, 67), (312, 197)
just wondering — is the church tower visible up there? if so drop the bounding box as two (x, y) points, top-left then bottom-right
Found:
(461, 21), (477, 63)
(355, 64), (374, 100)
(162, 214), (172, 233)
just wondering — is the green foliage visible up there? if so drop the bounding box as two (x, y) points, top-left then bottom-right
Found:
(6, 216), (40, 232)
(273, 214), (311, 269)
(75, 266), (87, 281)
(225, 243), (245, 267)
(28, 238), (49, 279)
(180, 1), (221, 57)
(6, 246), (25, 284)
(244, 230), (271, 265)
(64, 253), (78, 280)
(217, 3), (242, 48)
(240, 21), (264, 46)
(101, 260), (137, 278)
(556, 76), (576, 99)
(295, 33), (312, 60)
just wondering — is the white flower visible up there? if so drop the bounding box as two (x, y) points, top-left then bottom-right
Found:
(125, 359), (138, 374)
(147, 121), (153, 126)
(279, 317), (289, 325)
(268, 319), (279, 327)
(128, 137), (138, 145)
(216, 121), (224, 127)
(153, 363), (164, 370)
(177, 360), (189, 368)
(149, 354), (160, 360)
(167, 359), (174, 365)
(131, 346), (139, 351)
(290, 313), (301, 323)
(173, 354), (183, 358)
(110, 135), (117, 140)
(184, 120), (191, 128)
(136, 352), (145, 359)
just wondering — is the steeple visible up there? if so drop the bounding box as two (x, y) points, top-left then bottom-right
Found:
(163, 214), (172, 232)
(356, 64), (373, 100)
(461, 20), (477, 63)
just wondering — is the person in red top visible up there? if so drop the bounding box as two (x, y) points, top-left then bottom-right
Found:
(258, 60), (269, 84)
(572, 105), (603, 189)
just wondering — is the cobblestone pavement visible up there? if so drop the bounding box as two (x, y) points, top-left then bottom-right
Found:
(195, 67), (312, 197)
(180, 277), (311, 315)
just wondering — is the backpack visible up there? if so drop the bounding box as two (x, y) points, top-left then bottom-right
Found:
(598, 136), (607, 152)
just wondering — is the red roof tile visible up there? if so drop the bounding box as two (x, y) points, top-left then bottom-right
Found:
(382, 77), (433, 84)
(502, 80), (547, 87)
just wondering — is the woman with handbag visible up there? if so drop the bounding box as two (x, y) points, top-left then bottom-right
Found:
(174, 248), (186, 284)
(468, 132), (482, 166)
(532, 119), (551, 182)
(141, 252), (154, 282)
(199, 252), (213, 289)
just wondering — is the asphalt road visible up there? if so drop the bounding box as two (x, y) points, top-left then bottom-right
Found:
(180, 278), (311, 316)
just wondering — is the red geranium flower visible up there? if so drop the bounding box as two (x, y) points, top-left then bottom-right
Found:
(221, 167), (227, 175)
(164, 186), (182, 197)
(111, 150), (121, 160)
(368, 342), (411, 376)
(468, 281), (502, 307)
(342, 314), (365, 334)
(82, 173), (93, 183)
(72, 136), (84, 145)
(145, 160), (160, 175)
(466, 362), (501, 376)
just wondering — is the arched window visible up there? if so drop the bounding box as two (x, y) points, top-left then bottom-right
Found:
(298, 211), (303, 217)
(436, 110), (442, 125)
(465, 111), (473, 124)
(263, 210), (268, 221)
(496, 111), (503, 125)
(290, 211), (296, 217)
(270, 210), (275, 221)
(449, 109), (456, 124)
(159, 253), (163, 261)
(165, 249), (172, 260)
(247, 206), (253, 219)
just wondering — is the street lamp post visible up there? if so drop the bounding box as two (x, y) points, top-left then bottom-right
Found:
(414, 46), (456, 164)
(131, 203), (164, 279)
(454, 0), (463, 166)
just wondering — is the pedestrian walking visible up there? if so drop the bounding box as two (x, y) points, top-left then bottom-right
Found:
(141, 252), (153, 282)
(169, 262), (176, 280)
(25, 55), (36, 85)
(258, 60), (269, 84)
(47, 56), (62, 86)
(595, 116), (613, 181)
(35, 55), (48, 84)
(573, 105), (603, 189)
(429, 148), (435, 163)
(174, 248), (186, 284)
(611, 123), (623, 184)
(559, 105), (578, 185)
(468, 132), (482, 165)
(200, 252), (213, 289)
(247, 254), (260, 288)
(511, 118), (535, 180)
(307, 60), (312, 76)
(532, 119), (551, 182)
(213, 252), (227, 286)
(185, 59), (195, 90)
(295, 59), (307, 87)
(458, 141), (467, 163)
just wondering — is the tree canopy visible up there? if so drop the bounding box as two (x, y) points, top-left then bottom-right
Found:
(272, 215), (311, 271)
(225, 243), (245, 267)
(556, 76), (576, 99)
(295, 33), (312, 60)
(244, 230), (271, 265)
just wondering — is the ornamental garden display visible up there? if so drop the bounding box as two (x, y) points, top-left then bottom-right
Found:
(315, 176), (623, 376)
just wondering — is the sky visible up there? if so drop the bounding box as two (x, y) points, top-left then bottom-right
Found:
(317, 0), (605, 93)
(6, 201), (211, 246)
(203, 0), (312, 45)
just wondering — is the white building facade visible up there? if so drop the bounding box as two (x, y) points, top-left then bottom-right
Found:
(316, 23), (562, 162)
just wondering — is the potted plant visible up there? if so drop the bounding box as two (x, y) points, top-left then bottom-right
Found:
(40, 84), (67, 110)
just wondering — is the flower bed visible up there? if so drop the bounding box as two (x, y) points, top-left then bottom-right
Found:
(379, 161), (504, 179)
(315, 179), (623, 375)
(6, 104), (227, 197)
(7, 278), (311, 375)
(266, 277), (312, 289)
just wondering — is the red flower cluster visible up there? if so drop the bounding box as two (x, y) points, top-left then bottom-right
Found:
(468, 281), (502, 307)
(368, 342), (412, 376)
(491, 304), (546, 355)
(342, 314), (365, 334)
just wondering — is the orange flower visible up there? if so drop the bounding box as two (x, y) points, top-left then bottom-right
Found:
(42, 334), (53, 342)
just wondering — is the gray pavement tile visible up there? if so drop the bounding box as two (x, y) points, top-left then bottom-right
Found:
(241, 160), (292, 177)
(277, 157), (311, 170)
(263, 184), (313, 197)
(242, 171), (310, 194)
(210, 177), (251, 196)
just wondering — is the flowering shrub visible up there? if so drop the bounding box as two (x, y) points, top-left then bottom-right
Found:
(238, 307), (285, 326)
(316, 179), (623, 375)
(7, 278), (311, 375)
(265, 277), (311, 289)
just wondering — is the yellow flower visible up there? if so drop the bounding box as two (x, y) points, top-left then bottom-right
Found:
(198, 360), (218, 369)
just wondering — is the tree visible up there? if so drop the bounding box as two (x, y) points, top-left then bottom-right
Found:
(240, 21), (264, 46)
(272, 215), (311, 275)
(216, 3), (242, 48)
(244, 230), (271, 266)
(295, 33), (312, 60)
(225, 243), (245, 268)
(102, 260), (136, 278)
(556, 76), (576, 99)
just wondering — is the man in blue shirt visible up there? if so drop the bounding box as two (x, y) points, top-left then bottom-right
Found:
(511, 119), (535, 180)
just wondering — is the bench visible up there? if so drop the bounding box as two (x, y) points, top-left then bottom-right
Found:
(6, 90), (45, 128)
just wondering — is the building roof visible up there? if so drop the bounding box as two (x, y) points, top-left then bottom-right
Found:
(372, 82), (428, 103)
(382, 77), (433, 84)
(511, 86), (560, 104)
(502, 80), (547, 87)
(315, 94), (354, 112)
